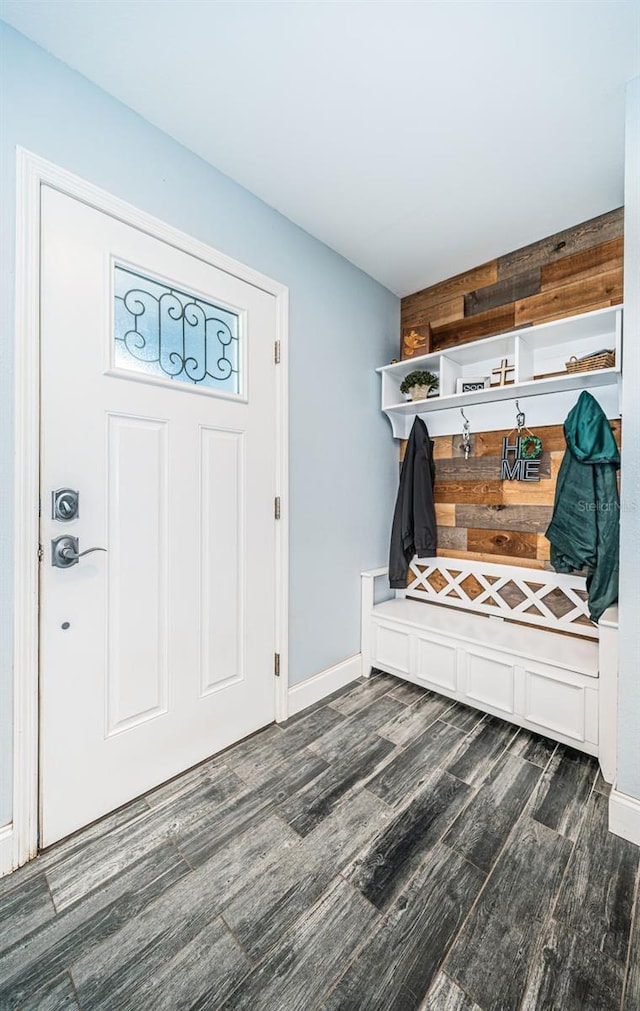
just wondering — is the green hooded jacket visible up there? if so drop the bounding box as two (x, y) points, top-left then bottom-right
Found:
(545, 390), (620, 623)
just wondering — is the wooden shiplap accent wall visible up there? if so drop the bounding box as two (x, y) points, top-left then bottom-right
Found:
(420, 421), (621, 570)
(400, 208), (623, 357)
(399, 208), (624, 569)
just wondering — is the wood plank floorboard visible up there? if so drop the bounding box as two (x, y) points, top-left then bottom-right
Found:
(445, 715), (519, 787)
(421, 973), (483, 1010)
(377, 691), (454, 747)
(70, 815), (296, 1011)
(443, 752), (542, 874)
(529, 745), (599, 841)
(219, 878), (379, 1011)
(0, 873), (56, 954)
(520, 919), (625, 1011)
(623, 871), (640, 1011)
(15, 972), (81, 1011)
(554, 790), (640, 963)
(1, 672), (638, 1011)
(444, 816), (573, 1010)
(222, 790), (387, 961)
(277, 735), (395, 836)
(344, 769), (472, 911)
(329, 672), (398, 717)
(322, 843), (484, 1011)
(0, 843), (190, 1010)
(366, 720), (466, 808)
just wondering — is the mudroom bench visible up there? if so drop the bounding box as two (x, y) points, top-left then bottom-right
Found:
(361, 556), (618, 782)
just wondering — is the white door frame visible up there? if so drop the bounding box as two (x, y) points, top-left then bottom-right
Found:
(9, 147), (289, 873)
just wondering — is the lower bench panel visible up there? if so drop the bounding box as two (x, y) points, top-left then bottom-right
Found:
(371, 618), (599, 755)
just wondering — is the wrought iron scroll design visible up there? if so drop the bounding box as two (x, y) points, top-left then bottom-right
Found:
(114, 265), (240, 392)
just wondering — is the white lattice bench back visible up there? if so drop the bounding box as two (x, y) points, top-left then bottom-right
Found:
(402, 555), (596, 638)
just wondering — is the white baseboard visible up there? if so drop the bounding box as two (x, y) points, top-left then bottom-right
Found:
(609, 788), (640, 846)
(286, 653), (362, 718)
(0, 824), (14, 878)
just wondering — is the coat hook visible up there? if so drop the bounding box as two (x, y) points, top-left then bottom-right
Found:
(515, 400), (525, 431)
(460, 408), (471, 460)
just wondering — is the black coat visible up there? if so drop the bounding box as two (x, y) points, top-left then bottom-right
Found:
(389, 417), (437, 588)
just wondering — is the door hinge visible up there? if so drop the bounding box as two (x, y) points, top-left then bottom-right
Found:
(274, 496), (281, 520)
(274, 340), (281, 364)
(274, 652), (281, 677)
(37, 543), (44, 563)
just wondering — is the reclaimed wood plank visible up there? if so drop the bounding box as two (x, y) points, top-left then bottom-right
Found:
(0, 843), (191, 1010)
(432, 305), (516, 350)
(402, 295), (464, 331)
(466, 527), (538, 560)
(472, 423), (567, 457)
(220, 879), (379, 1011)
(70, 815), (297, 1011)
(554, 791), (640, 963)
(323, 843), (484, 1011)
(456, 503), (553, 533)
(436, 526), (468, 551)
(446, 715), (519, 787)
(369, 720), (466, 806)
(309, 695), (405, 764)
(464, 268), (540, 316)
(497, 208), (623, 280)
(401, 263), (497, 320)
(515, 267), (623, 325)
(344, 769), (472, 910)
(532, 297), (621, 326)
(433, 437), (454, 461)
(435, 503), (456, 526)
(444, 817), (573, 1010)
(277, 734), (395, 836)
(540, 235), (624, 288)
(0, 872), (56, 955)
(16, 972), (81, 1011)
(434, 481), (503, 505)
(520, 919), (624, 1011)
(435, 457), (502, 481)
(222, 789), (387, 961)
(443, 752), (541, 873)
(422, 972), (483, 1010)
(502, 453), (562, 505)
(377, 691), (456, 747)
(537, 532), (551, 560)
(116, 917), (250, 1011)
(530, 745), (598, 841)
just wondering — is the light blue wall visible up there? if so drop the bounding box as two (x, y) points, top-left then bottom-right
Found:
(617, 77), (640, 800)
(0, 23), (399, 826)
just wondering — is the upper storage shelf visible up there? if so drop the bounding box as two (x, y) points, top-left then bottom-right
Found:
(378, 305), (622, 439)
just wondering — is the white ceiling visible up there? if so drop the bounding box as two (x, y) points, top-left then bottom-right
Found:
(1, 1), (639, 296)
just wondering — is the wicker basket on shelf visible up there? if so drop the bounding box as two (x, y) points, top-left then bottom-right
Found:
(565, 350), (615, 374)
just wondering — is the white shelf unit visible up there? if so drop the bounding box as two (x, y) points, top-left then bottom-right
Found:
(379, 305), (623, 438)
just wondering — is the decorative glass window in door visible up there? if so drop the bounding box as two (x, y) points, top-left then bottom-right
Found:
(114, 264), (240, 394)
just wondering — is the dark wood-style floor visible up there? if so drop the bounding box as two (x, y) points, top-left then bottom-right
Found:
(1, 671), (639, 1011)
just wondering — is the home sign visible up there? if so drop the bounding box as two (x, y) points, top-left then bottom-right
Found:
(501, 436), (541, 482)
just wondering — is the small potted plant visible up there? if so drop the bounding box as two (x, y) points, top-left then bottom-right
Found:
(400, 370), (439, 401)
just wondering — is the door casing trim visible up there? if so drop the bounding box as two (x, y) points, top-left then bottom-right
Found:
(11, 147), (290, 873)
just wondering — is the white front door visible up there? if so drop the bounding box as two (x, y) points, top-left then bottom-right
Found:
(39, 186), (279, 847)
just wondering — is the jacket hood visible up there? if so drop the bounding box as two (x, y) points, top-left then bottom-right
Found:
(564, 390), (620, 465)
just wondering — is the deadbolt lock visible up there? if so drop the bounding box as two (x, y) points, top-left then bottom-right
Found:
(52, 488), (79, 522)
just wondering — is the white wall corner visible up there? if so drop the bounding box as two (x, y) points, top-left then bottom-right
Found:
(0, 824), (14, 878)
(609, 788), (640, 847)
(286, 654), (361, 718)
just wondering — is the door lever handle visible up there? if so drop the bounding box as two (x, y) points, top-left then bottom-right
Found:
(52, 536), (107, 569)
